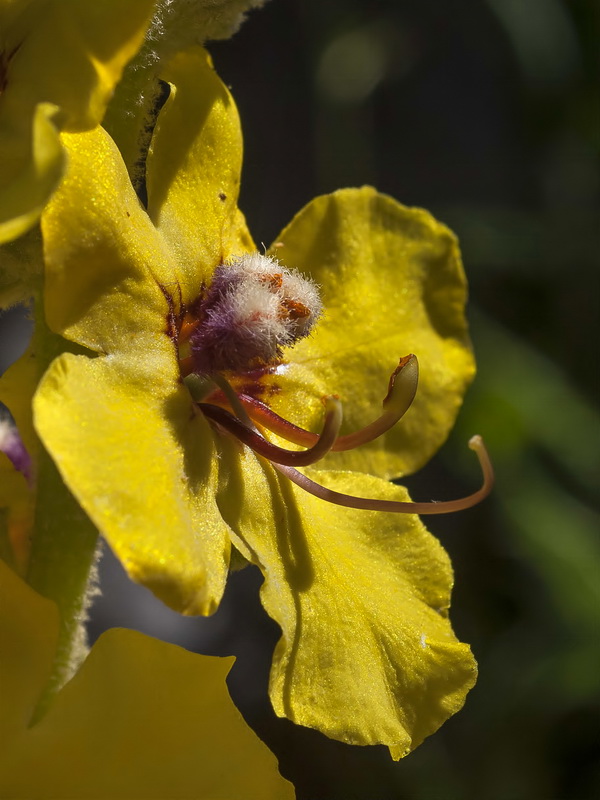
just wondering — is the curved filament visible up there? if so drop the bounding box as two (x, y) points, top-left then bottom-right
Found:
(209, 355), (418, 451)
(179, 356), (195, 378)
(200, 397), (343, 467)
(335, 354), (418, 450)
(272, 435), (494, 514)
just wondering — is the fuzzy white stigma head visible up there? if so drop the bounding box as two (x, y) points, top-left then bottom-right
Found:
(189, 253), (322, 374)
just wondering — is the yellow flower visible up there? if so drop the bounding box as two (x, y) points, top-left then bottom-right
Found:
(0, 0), (157, 245)
(31, 47), (486, 757)
(0, 560), (294, 798)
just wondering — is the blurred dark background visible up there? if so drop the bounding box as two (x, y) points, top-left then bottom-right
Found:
(4, 0), (597, 797)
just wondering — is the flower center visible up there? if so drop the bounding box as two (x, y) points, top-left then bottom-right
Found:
(172, 252), (493, 515)
(181, 253), (322, 375)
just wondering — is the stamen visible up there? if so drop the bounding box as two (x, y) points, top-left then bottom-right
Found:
(179, 355), (196, 378)
(271, 435), (494, 514)
(211, 373), (256, 428)
(210, 355), (418, 451)
(220, 392), (317, 447)
(200, 397), (343, 467)
(334, 354), (418, 450)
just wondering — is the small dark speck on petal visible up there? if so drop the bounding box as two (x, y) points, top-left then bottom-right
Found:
(219, 192), (227, 202)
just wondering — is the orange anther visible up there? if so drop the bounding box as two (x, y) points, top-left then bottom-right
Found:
(280, 297), (310, 320)
(179, 315), (202, 343)
(259, 272), (284, 290)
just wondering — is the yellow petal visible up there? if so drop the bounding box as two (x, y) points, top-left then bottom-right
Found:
(266, 187), (475, 478)
(34, 352), (231, 615)
(221, 450), (477, 758)
(147, 46), (254, 293)
(0, 560), (58, 746)
(0, 561), (294, 798)
(0, 103), (63, 246)
(0, 0), (156, 242)
(1, 0), (156, 131)
(42, 126), (176, 352)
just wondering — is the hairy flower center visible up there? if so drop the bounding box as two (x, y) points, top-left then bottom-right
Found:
(180, 253), (322, 375)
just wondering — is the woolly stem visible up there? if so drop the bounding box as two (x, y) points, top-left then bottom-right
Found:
(22, 304), (101, 721)
(26, 448), (100, 722)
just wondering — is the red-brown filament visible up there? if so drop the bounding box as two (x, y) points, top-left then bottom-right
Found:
(272, 436), (494, 514)
(195, 366), (493, 515)
(199, 397), (342, 466)
(206, 355), (419, 451)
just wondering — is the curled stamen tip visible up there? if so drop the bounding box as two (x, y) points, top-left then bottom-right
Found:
(322, 395), (343, 427)
(273, 430), (495, 515)
(467, 434), (494, 497)
(383, 354), (419, 410)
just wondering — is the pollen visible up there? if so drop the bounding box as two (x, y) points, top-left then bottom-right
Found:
(187, 253), (322, 375)
(259, 273), (284, 290)
(280, 297), (310, 321)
